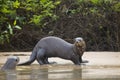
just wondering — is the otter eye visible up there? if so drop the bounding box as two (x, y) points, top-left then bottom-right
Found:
(15, 59), (18, 62)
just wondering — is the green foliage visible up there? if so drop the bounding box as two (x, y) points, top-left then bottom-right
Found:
(68, 0), (118, 15)
(50, 0), (119, 51)
(90, 0), (113, 5)
(0, 0), (119, 51)
(90, 0), (99, 4)
(0, 0), (60, 44)
(19, 0), (60, 26)
(112, 2), (120, 12)
(0, 0), (21, 44)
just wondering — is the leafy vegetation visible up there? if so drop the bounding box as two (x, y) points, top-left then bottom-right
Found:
(0, 0), (60, 44)
(0, 0), (119, 51)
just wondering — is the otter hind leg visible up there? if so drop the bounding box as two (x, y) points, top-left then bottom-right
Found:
(36, 49), (56, 65)
(36, 49), (46, 65)
(45, 57), (57, 64)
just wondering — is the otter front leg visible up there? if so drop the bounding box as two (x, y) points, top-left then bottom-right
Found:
(71, 55), (81, 65)
(79, 57), (88, 63)
(36, 48), (46, 65)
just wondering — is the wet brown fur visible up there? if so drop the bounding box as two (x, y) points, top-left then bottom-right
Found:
(74, 40), (86, 56)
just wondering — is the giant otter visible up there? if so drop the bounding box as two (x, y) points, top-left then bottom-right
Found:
(1, 56), (19, 70)
(18, 36), (88, 65)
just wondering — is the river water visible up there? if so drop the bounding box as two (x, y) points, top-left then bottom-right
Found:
(0, 64), (120, 80)
(0, 52), (120, 80)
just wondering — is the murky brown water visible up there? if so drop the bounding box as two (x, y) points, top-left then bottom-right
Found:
(0, 64), (120, 80)
(0, 52), (120, 80)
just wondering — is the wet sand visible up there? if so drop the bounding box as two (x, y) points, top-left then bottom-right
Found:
(0, 52), (120, 66)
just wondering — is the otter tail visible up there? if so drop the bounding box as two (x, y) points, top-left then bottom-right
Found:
(17, 51), (37, 66)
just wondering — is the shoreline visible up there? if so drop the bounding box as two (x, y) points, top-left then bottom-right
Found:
(0, 52), (120, 66)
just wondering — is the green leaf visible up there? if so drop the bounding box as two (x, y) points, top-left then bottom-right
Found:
(0, 35), (4, 44)
(13, 0), (20, 8)
(8, 24), (13, 35)
(13, 20), (17, 25)
(2, 31), (8, 34)
(14, 25), (22, 30)
(54, 1), (61, 5)
(31, 15), (43, 25)
(113, 2), (120, 12)
(90, 0), (99, 5)
(41, 0), (47, 3)
(5, 34), (9, 42)
(1, 8), (10, 13)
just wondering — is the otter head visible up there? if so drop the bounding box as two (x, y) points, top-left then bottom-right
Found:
(1, 56), (19, 71)
(74, 37), (86, 56)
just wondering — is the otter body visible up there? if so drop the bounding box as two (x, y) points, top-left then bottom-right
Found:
(18, 36), (87, 65)
(36, 37), (73, 58)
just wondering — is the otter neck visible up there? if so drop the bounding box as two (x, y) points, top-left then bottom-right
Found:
(72, 44), (79, 55)
(72, 44), (83, 56)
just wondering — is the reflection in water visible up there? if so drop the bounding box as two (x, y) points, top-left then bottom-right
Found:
(82, 67), (120, 80)
(1, 64), (120, 80)
(6, 70), (17, 80)
(17, 65), (82, 80)
(47, 68), (82, 80)
(30, 68), (49, 80)
(0, 70), (17, 80)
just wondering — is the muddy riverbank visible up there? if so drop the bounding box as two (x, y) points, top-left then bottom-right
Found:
(0, 52), (120, 66)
